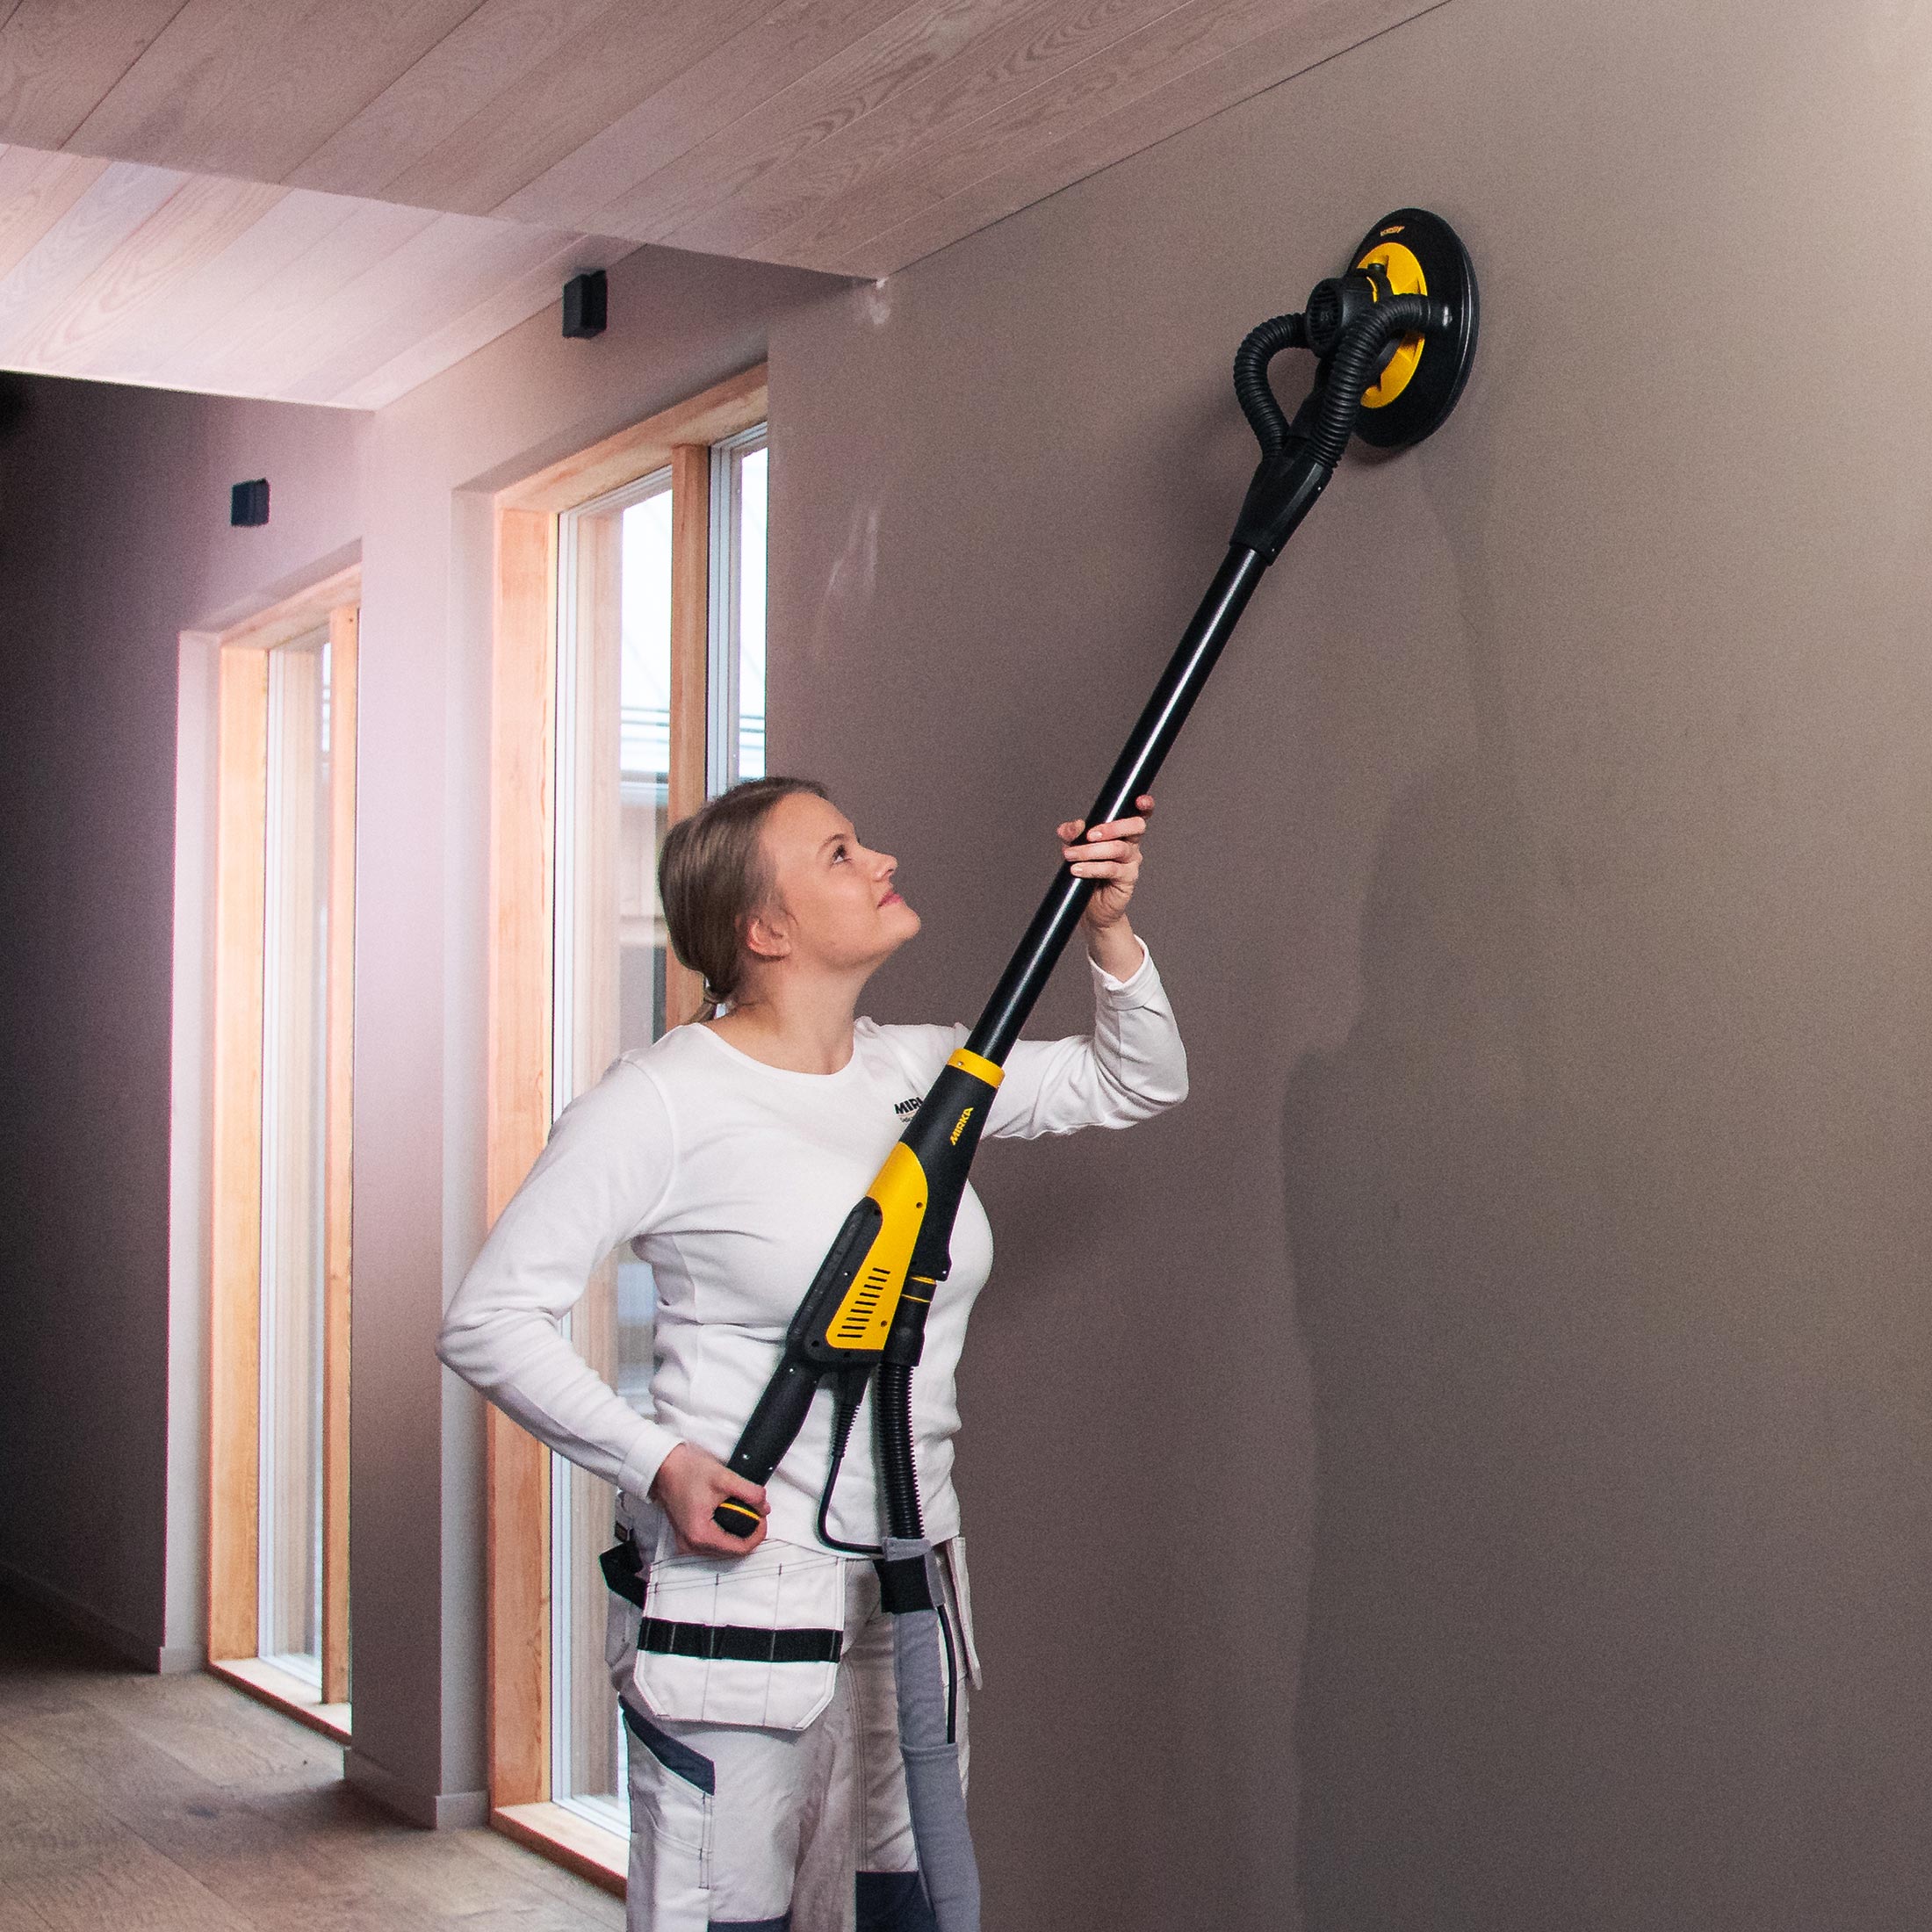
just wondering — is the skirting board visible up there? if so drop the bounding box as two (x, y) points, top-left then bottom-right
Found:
(346, 1747), (489, 1830)
(0, 1560), (169, 1671)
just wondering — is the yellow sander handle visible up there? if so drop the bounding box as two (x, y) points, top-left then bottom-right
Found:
(712, 1049), (1004, 1534)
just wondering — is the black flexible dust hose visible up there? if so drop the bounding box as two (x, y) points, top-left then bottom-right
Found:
(877, 1362), (923, 1540)
(1301, 294), (1453, 465)
(1232, 311), (1307, 456)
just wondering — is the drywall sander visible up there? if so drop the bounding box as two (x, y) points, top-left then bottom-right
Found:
(713, 208), (1480, 1932)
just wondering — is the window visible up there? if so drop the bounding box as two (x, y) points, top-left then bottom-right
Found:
(257, 629), (333, 1684)
(485, 368), (768, 1882)
(710, 425), (768, 789)
(205, 576), (357, 1740)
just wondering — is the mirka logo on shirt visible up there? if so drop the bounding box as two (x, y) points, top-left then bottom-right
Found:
(894, 1096), (922, 1118)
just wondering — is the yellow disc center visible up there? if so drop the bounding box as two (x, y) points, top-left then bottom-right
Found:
(1353, 239), (1427, 409)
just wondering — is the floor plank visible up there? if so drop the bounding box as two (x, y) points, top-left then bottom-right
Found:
(0, 1589), (621, 1932)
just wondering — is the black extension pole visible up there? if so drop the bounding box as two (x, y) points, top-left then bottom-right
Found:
(963, 543), (1269, 1063)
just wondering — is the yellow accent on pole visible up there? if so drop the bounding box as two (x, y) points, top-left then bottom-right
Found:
(946, 1047), (1006, 1086)
(1353, 239), (1428, 410)
(823, 1144), (928, 1351)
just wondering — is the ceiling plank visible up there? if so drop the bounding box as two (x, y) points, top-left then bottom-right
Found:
(794, 0), (1356, 268)
(583, 0), (1041, 249)
(658, 0), (1194, 261)
(7, 166), (285, 374)
(67, 0), (483, 182)
(0, 155), (185, 345)
(170, 194), (441, 393)
(0, 0), (188, 149)
(0, 142), (107, 278)
(376, 0), (780, 219)
(490, 0), (912, 233)
(809, 0), (1443, 275)
(76, 182), (366, 389)
(331, 229), (610, 409)
(263, 210), (596, 405)
(286, 0), (619, 201)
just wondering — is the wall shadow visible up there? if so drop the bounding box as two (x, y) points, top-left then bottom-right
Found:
(1284, 750), (1932, 1930)
(1284, 753), (1600, 1928)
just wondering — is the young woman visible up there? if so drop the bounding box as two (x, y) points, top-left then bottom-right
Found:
(437, 776), (1186, 1932)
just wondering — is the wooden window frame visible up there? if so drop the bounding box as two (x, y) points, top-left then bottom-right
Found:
(205, 566), (359, 1743)
(485, 366), (768, 1888)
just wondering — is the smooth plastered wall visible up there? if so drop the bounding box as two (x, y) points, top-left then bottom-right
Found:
(770, 0), (1932, 1925)
(4, 0), (1932, 1921)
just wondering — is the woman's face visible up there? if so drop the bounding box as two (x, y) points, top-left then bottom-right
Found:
(748, 791), (921, 978)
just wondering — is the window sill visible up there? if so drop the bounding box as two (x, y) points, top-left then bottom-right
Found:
(492, 1802), (627, 1897)
(208, 1654), (351, 1743)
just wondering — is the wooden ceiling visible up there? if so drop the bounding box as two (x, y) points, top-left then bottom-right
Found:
(0, 0), (1442, 407)
(0, 141), (630, 407)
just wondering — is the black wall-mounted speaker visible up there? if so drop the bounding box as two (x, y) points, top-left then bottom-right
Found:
(231, 479), (270, 527)
(563, 269), (608, 339)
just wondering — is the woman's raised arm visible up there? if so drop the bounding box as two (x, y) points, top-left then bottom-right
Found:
(984, 794), (1188, 1137)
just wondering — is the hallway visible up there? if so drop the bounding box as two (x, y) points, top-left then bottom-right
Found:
(0, 1592), (623, 1931)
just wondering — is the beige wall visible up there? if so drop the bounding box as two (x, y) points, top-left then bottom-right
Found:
(772, 0), (1932, 1923)
(5, 0), (1932, 1918)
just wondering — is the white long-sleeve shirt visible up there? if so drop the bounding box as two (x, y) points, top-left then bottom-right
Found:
(436, 941), (1187, 1550)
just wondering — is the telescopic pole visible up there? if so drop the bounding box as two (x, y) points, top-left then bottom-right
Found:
(964, 543), (1269, 1063)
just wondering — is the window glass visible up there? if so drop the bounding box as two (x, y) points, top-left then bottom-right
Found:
(735, 442), (768, 782)
(258, 630), (330, 1683)
(710, 427), (769, 790)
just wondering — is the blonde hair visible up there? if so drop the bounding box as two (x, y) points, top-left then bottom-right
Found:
(658, 777), (830, 1020)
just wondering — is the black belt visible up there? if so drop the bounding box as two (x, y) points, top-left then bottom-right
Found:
(638, 1617), (843, 1665)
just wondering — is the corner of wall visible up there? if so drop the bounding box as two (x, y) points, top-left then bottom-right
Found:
(346, 1745), (488, 1830)
(0, 1561), (172, 1672)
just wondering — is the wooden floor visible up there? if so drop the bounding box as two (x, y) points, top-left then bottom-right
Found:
(0, 1590), (625, 1932)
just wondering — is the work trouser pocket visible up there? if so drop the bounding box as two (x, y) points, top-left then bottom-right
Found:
(633, 1539), (847, 1731)
(622, 1700), (715, 1922)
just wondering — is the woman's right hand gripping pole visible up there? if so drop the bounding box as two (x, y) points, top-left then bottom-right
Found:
(652, 1441), (770, 1555)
